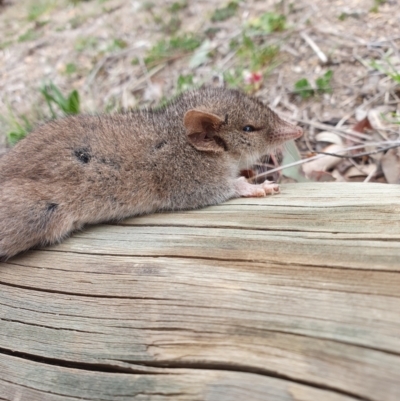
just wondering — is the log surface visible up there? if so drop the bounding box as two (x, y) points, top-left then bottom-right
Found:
(1, 182), (400, 401)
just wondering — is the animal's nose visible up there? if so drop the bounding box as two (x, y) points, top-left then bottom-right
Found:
(275, 121), (303, 141)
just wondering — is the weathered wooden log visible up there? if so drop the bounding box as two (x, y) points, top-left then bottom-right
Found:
(1, 183), (400, 401)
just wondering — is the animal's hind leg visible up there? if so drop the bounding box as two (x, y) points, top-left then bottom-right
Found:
(0, 180), (79, 260)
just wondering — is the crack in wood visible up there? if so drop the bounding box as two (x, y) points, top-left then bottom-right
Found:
(0, 347), (165, 375)
(29, 250), (400, 273)
(0, 280), (174, 299)
(114, 222), (339, 234)
(113, 222), (400, 238)
(0, 347), (369, 401)
(113, 360), (372, 401)
(0, 318), (105, 335)
(74, 230), (400, 242)
(2, 312), (400, 372)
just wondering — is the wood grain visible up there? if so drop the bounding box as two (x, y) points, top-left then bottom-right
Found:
(1, 183), (399, 401)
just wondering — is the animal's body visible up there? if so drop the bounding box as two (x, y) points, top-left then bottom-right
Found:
(0, 87), (302, 259)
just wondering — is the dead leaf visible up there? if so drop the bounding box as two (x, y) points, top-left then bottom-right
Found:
(315, 131), (343, 145)
(189, 39), (212, 69)
(331, 169), (346, 182)
(381, 148), (400, 184)
(305, 171), (336, 181)
(302, 144), (345, 178)
(353, 116), (372, 133)
(368, 106), (393, 131)
(365, 137), (385, 162)
(282, 140), (311, 182)
(345, 164), (377, 178)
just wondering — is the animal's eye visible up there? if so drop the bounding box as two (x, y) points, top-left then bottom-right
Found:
(243, 125), (256, 133)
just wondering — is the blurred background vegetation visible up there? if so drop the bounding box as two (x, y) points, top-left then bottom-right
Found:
(0, 0), (399, 183)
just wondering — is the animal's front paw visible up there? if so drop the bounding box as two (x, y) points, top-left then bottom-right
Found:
(233, 177), (280, 198)
(260, 180), (280, 195)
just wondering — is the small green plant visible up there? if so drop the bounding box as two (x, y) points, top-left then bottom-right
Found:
(153, 14), (181, 34)
(315, 70), (333, 93)
(382, 112), (400, 125)
(2, 113), (33, 145)
(247, 12), (286, 33)
(294, 78), (313, 99)
(168, 0), (188, 13)
(391, 113), (400, 125)
(222, 30), (282, 91)
(223, 13), (286, 88)
(103, 96), (119, 113)
(0, 40), (12, 50)
(156, 74), (197, 109)
(294, 70), (333, 99)
(107, 38), (128, 52)
(2, 83), (81, 145)
(238, 34), (279, 70)
(223, 67), (245, 88)
(370, 0), (386, 13)
(69, 0), (94, 4)
(27, 0), (56, 21)
(36, 20), (49, 28)
(223, 67), (264, 93)
(65, 63), (77, 75)
(40, 82), (80, 118)
(18, 29), (40, 43)
(75, 36), (99, 51)
(229, 37), (240, 50)
(170, 34), (202, 51)
(177, 74), (194, 92)
(204, 27), (221, 38)
(141, 1), (155, 11)
(165, 16), (182, 34)
(144, 34), (201, 67)
(371, 59), (400, 84)
(148, 1), (187, 34)
(211, 1), (239, 22)
(68, 15), (87, 29)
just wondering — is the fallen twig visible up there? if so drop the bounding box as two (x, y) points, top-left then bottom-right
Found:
(316, 143), (400, 158)
(287, 116), (371, 142)
(300, 31), (328, 64)
(250, 141), (400, 181)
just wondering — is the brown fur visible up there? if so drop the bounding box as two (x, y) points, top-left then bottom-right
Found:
(0, 87), (302, 259)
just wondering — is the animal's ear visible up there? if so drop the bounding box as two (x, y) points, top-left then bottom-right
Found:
(183, 109), (225, 153)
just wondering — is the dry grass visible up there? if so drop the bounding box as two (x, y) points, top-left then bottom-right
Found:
(0, 0), (399, 183)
